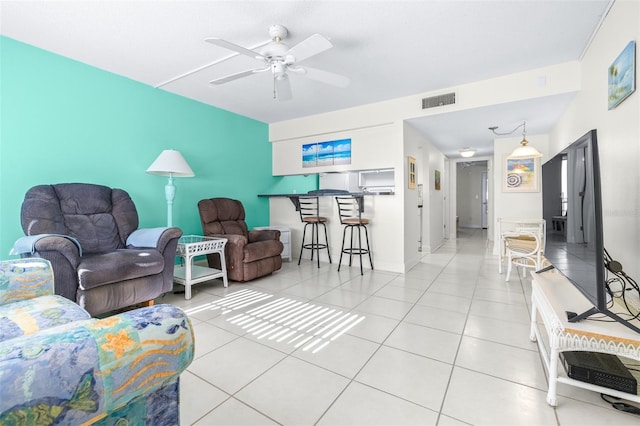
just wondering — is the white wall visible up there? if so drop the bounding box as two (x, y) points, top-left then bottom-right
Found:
(403, 122), (422, 269)
(272, 123), (400, 176)
(492, 133), (550, 219)
(491, 133), (549, 253)
(551, 0), (640, 280)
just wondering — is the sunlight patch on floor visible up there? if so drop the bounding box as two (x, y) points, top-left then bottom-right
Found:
(185, 289), (365, 354)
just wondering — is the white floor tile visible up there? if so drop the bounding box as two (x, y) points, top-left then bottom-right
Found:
(193, 397), (279, 425)
(188, 337), (286, 394)
(190, 322), (239, 359)
(292, 333), (380, 378)
(317, 381), (439, 425)
(179, 371), (229, 425)
(455, 336), (547, 390)
(345, 311), (400, 343)
(313, 287), (371, 309)
(355, 345), (453, 411)
(441, 367), (557, 425)
(354, 295), (414, 320)
(463, 313), (537, 350)
(235, 356), (350, 425)
(417, 291), (472, 314)
(468, 298), (532, 324)
(404, 304), (468, 334)
(385, 321), (461, 364)
(374, 284), (425, 303)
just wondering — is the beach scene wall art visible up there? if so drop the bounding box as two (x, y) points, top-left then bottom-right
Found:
(503, 156), (540, 192)
(608, 40), (635, 110)
(302, 138), (352, 168)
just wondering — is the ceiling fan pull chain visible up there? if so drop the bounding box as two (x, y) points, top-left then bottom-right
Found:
(273, 73), (277, 99)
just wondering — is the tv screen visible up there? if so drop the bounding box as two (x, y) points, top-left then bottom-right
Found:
(542, 129), (639, 333)
(542, 129), (605, 310)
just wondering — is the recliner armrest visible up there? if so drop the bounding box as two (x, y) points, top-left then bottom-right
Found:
(29, 235), (82, 268)
(126, 227), (182, 253)
(249, 229), (281, 243)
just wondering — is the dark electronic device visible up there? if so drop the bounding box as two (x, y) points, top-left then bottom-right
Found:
(561, 351), (637, 395)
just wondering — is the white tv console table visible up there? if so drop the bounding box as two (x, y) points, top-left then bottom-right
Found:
(531, 269), (640, 406)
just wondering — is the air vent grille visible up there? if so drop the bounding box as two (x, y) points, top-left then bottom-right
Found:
(422, 92), (456, 109)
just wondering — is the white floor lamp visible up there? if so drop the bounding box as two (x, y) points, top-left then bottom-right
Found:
(146, 149), (195, 227)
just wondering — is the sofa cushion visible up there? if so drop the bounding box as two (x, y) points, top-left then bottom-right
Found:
(0, 294), (90, 342)
(243, 240), (284, 263)
(78, 250), (164, 290)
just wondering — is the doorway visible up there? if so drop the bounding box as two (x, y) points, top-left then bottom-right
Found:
(456, 160), (489, 230)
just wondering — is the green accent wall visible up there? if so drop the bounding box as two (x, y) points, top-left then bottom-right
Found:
(0, 36), (315, 257)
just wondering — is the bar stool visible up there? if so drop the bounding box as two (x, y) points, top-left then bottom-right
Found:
(335, 196), (373, 275)
(298, 196), (332, 268)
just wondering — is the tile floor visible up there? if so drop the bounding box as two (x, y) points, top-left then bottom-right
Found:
(160, 228), (640, 425)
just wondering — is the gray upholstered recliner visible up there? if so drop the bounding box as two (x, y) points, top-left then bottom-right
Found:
(198, 198), (283, 282)
(14, 183), (182, 316)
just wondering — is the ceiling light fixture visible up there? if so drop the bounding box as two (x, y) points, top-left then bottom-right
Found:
(459, 148), (476, 158)
(488, 121), (543, 159)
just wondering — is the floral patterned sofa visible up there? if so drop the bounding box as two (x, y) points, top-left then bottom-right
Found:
(0, 258), (194, 425)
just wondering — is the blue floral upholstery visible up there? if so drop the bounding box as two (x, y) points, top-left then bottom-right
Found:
(0, 259), (194, 425)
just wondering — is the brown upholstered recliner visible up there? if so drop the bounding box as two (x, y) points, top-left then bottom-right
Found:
(198, 198), (283, 282)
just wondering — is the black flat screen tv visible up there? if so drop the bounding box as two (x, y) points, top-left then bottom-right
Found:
(541, 129), (639, 333)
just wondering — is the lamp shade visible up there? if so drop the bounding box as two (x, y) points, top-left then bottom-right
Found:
(146, 150), (195, 177)
(509, 138), (543, 159)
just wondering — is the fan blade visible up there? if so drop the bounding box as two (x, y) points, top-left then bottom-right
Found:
(205, 38), (264, 60)
(275, 74), (292, 101)
(209, 67), (269, 85)
(303, 66), (350, 88)
(286, 34), (332, 63)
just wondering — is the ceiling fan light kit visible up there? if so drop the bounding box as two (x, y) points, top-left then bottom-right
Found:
(206, 24), (350, 101)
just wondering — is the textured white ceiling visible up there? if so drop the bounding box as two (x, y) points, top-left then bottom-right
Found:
(0, 1), (612, 157)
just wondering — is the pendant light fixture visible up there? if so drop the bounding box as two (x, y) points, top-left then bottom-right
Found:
(489, 121), (543, 159)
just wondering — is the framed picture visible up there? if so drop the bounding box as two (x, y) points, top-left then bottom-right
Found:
(302, 138), (351, 168)
(608, 41), (636, 110)
(434, 169), (441, 190)
(503, 156), (540, 192)
(408, 156), (416, 189)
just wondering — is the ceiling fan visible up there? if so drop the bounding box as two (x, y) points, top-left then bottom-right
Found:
(205, 24), (350, 101)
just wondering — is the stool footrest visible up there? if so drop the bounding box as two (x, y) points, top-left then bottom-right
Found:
(304, 243), (328, 249)
(342, 248), (370, 255)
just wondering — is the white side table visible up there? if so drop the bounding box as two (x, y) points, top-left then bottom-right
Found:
(173, 235), (228, 299)
(531, 269), (640, 406)
(253, 226), (291, 261)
